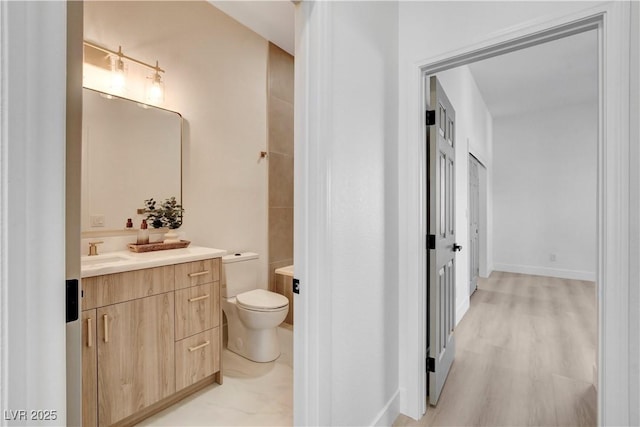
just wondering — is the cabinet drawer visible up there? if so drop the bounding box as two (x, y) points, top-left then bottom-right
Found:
(82, 265), (175, 309)
(175, 328), (220, 391)
(175, 258), (220, 289)
(175, 282), (220, 340)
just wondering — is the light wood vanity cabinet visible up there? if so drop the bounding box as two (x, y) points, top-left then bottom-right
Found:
(82, 257), (222, 427)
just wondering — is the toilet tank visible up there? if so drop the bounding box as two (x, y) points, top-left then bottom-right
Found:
(222, 252), (259, 298)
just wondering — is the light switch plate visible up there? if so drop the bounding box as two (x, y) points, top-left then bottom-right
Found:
(90, 214), (105, 227)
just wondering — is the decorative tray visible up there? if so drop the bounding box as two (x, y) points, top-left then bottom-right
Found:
(128, 240), (191, 253)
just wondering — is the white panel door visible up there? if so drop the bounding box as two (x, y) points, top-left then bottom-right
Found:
(427, 76), (460, 406)
(469, 155), (480, 295)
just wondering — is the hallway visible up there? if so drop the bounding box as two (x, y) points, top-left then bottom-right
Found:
(395, 272), (597, 427)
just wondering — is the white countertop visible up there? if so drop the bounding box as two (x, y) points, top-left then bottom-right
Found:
(81, 246), (227, 278)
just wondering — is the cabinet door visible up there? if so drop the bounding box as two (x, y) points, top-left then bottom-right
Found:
(82, 310), (97, 427)
(97, 292), (175, 425)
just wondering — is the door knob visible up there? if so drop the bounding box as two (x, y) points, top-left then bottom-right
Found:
(453, 243), (462, 252)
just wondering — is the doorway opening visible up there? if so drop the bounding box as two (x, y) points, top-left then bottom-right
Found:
(403, 4), (632, 425)
(74, 3), (295, 426)
(468, 154), (485, 297)
(423, 28), (599, 420)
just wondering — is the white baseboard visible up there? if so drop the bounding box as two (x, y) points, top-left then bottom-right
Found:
(398, 386), (407, 419)
(371, 389), (400, 427)
(456, 298), (470, 325)
(493, 263), (596, 281)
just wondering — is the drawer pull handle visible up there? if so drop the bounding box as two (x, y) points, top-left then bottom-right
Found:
(188, 294), (210, 303)
(188, 270), (209, 278)
(188, 340), (210, 352)
(103, 314), (109, 343)
(87, 317), (93, 348)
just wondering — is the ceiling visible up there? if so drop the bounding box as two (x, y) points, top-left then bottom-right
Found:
(468, 29), (598, 118)
(209, 1), (295, 55)
(207, 3), (597, 119)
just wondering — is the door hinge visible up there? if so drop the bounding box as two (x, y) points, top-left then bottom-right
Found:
(427, 357), (435, 373)
(427, 234), (436, 250)
(426, 110), (436, 126)
(292, 278), (300, 294)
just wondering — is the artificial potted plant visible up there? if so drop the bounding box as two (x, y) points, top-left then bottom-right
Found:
(143, 197), (184, 243)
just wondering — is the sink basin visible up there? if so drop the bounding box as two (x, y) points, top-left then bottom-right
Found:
(81, 255), (130, 267)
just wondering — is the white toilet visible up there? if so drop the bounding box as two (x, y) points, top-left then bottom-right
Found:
(221, 252), (289, 362)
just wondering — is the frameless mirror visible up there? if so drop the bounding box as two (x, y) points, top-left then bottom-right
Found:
(81, 88), (182, 233)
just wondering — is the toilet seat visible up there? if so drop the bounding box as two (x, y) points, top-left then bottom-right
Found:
(236, 289), (288, 312)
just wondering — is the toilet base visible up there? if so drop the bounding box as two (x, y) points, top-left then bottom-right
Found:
(222, 297), (288, 363)
(227, 326), (281, 363)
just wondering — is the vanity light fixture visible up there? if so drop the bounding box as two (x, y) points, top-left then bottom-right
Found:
(146, 61), (165, 104)
(83, 40), (166, 103)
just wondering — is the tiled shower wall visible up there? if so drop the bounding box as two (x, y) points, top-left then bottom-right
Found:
(267, 43), (294, 325)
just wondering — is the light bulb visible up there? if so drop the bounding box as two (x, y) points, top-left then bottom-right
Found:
(110, 56), (126, 93)
(146, 71), (165, 103)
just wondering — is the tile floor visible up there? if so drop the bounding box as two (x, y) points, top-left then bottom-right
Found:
(137, 326), (293, 426)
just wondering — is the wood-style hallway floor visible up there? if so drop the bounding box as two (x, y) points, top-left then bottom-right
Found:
(394, 272), (597, 427)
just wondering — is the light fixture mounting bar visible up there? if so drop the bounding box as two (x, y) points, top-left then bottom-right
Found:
(83, 40), (165, 73)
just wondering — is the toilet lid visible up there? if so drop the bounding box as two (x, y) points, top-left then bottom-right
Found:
(236, 289), (289, 311)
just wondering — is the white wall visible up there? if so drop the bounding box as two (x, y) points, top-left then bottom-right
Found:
(493, 102), (597, 280)
(294, 1), (399, 425)
(84, 1), (270, 285)
(329, 4), (400, 424)
(2, 1), (69, 423)
(436, 65), (493, 322)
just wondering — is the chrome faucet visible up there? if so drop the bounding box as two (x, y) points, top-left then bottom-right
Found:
(88, 241), (103, 256)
